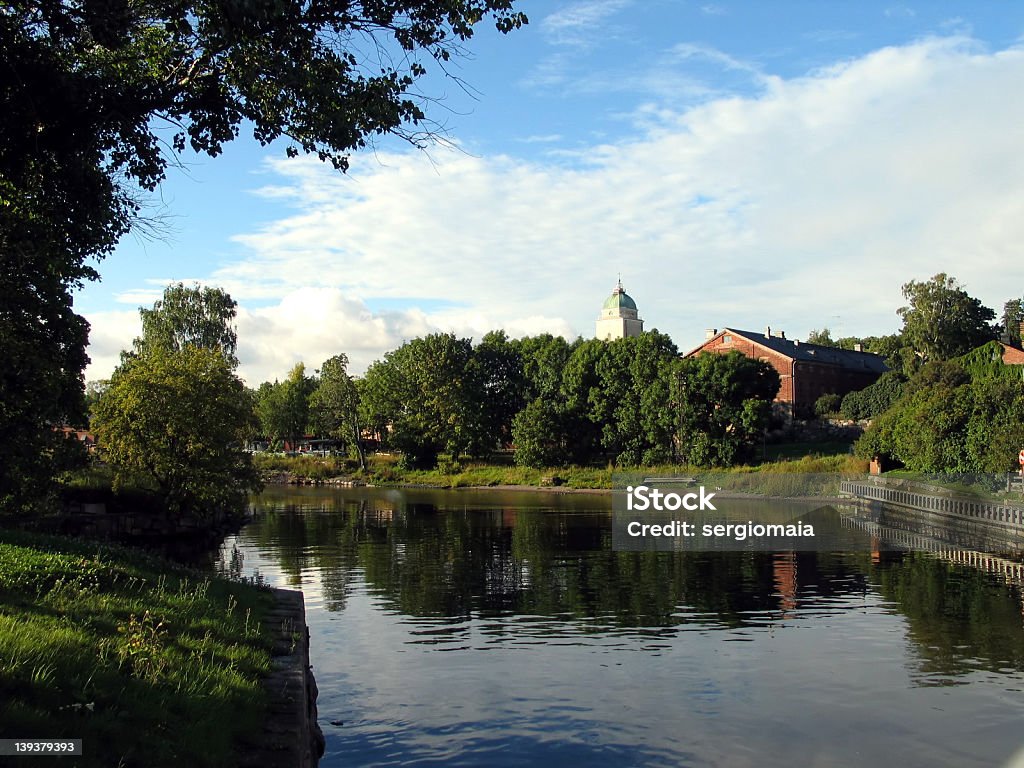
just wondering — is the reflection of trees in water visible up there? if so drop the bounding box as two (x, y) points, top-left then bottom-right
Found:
(242, 497), (1024, 673)
(245, 500), (868, 624)
(871, 551), (1024, 678)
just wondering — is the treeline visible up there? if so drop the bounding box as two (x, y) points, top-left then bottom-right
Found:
(84, 284), (782, 520)
(253, 331), (781, 470)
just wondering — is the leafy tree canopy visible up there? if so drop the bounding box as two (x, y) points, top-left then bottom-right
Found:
(839, 370), (906, 421)
(310, 354), (365, 468)
(93, 345), (260, 518)
(897, 273), (997, 364)
(256, 363), (314, 449)
(131, 283), (239, 366)
(676, 351), (780, 468)
(1001, 298), (1024, 348)
(806, 328), (836, 347)
(1, 0), (525, 511)
(360, 333), (483, 469)
(855, 359), (1024, 475)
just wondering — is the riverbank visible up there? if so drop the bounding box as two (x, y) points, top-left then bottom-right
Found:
(0, 529), (278, 767)
(255, 452), (868, 495)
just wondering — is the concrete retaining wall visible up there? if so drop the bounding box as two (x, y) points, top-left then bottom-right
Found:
(840, 479), (1024, 529)
(239, 588), (324, 768)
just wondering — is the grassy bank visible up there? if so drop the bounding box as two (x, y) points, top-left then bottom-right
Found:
(0, 529), (274, 767)
(256, 448), (867, 495)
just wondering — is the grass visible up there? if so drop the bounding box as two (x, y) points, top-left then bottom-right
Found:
(252, 452), (355, 481)
(0, 529), (274, 767)
(762, 440), (854, 462)
(252, 449), (869, 497)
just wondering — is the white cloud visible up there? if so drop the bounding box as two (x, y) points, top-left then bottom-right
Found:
(114, 289), (164, 306)
(90, 37), (1024, 383)
(541, 0), (632, 48)
(518, 133), (564, 144)
(84, 311), (141, 381)
(884, 5), (916, 19)
(231, 288), (574, 383)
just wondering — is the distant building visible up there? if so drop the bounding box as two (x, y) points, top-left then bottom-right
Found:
(685, 327), (887, 418)
(999, 342), (1024, 365)
(57, 426), (97, 452)
(596, 280), (644, 340)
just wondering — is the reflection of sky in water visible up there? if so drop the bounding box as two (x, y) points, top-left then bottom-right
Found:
(214, 488), (1024, 768)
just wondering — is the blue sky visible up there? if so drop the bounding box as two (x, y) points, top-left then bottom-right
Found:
(77, 1), (1024, 384)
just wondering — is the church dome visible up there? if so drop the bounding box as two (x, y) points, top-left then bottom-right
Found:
(603, 281), (637, 311)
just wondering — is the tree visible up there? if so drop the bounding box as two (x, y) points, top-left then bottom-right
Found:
(511, 398), (575, 469)
(514, 334), (578, 402)
(472, 331), (527, 452)
(1, 0), (526, 511)
(897, 274), (997, 364)
(360, 334), (485, 468)
(806, 328), (836, 347)
(310, 354), (365, 469)
(1002, 298), (1024, 348)
(1, 263), (92, 513)
(855, 360), (1024, 475)
(676, 352), (780, 467)
(814, 393), (842, 418)
(256, 363), (314, 450)
(132, 283), (239, 366)
(93, 346), (260, 518)
(839, 371), (906, 420)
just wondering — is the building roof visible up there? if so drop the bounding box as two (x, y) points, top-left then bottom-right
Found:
(602, 280), (637, 311)
(716, 328), (888, 373)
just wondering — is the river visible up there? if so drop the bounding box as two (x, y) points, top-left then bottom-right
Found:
(213, 486), (1024, 767)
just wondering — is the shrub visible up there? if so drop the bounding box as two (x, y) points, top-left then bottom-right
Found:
(814, 393), (842, 418)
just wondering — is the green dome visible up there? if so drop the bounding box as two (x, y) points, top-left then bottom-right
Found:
(603, 282), (637, 311)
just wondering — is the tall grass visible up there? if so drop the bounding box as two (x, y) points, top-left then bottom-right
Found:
(250, 449), (868, 496)
(0, 530), (273, 767)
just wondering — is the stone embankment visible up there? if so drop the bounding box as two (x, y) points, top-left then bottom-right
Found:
(239, 588), (325, 768)
(840, 478), (1024, 531)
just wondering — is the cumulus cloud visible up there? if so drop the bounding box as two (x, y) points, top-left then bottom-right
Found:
(85, 311), (141, 381)
(233, 288), (575, 383)
(87, 36), (1024, 383)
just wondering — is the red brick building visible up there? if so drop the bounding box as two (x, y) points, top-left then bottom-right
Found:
(685, 327), (888, 418)
(1000, 342), (1024, 365)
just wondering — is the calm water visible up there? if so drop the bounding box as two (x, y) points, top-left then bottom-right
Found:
(213, 487), (1024, 768)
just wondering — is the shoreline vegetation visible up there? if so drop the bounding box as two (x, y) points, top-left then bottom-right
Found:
(0, 529), (274, 768)
(252, 448), (869, 496)
(251, 450), (1024, 505)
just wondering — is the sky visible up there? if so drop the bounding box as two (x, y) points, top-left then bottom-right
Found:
(75, 0), (1024, 385)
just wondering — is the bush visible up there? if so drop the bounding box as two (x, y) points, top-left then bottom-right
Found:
(854, 368), (1024, 473)
(840, 370), (906, 420)
(814, 393), (842, 417)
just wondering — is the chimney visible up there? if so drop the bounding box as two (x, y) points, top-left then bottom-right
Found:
(779, 330), (786, 340)
(854, 343), (863, 352)
(705, 328), (717, 341)
(766, 325), (772, 338)
(794, 340), (800, 347)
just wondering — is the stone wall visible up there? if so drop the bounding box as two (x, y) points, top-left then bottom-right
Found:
(239, 588), (324, 768)
(840, 478), (1024, 531)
